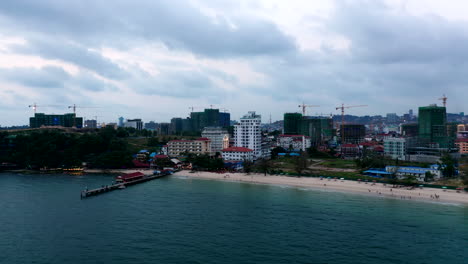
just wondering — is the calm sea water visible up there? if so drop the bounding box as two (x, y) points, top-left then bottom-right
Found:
(0, 173), (467, 264)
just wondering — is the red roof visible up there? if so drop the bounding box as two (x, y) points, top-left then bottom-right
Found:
(341, 144), (358, 148)
(374, 146), (384, 151)
(132, 160), (150, 168)
(456, 138), (468, 143)
(222, 147), (253, 152)
(279, 134), (309, 138)
(359, 142), (377, 146)
(169, 138), (210, 143)
(119, 172), (145, 179)
(155, 155), (168, 159)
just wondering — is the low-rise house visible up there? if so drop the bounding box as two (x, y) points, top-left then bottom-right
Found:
(222, 147), (254, 162)
(340, 143), (360, 158)
(277, 134), (311, 151)
(167, 138), (211, 157)
(455, 138), (468, 154)
(386, 165), (443, 182)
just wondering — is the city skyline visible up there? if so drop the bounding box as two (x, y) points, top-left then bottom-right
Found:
(1, 0), (468, 125)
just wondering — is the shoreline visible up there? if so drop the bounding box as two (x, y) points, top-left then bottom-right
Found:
(173, 170), (468, 206)
(1, 168), (154, 175)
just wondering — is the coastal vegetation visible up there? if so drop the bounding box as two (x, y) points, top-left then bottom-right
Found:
(0, 128), (187, 170)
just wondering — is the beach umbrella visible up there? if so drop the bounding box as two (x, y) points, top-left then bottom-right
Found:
(340, 178), (345, 180)
(456, 187), (462, 190)
(442, 186), (448, 189)
(419, 185), (424, 187)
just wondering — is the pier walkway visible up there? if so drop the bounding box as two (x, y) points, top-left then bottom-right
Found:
(81, 173), (170, 199)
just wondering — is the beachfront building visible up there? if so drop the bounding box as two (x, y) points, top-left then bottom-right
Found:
(234, 111), (262, 159)
(384, 137), (408, 160)
(277, 134), (311, 151)
(364, 165), (444, 182)
(167, 138), (211, 157)
(201, 126), (229, 155)
(221, 147), (254, 162)
(385, 165), (443, 182)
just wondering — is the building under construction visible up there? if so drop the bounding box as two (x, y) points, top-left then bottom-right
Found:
(190, 109), (230, 132)
(283, 113), (303, 135)
(29, 113), (83, 128)
(401, 123), (418, 137)
(340, 124), (365, 144)
(301, 117), (334, 145)
(418, 105), (449, 147)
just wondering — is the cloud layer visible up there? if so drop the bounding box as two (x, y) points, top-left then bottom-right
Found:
(0, 0), (467, 125)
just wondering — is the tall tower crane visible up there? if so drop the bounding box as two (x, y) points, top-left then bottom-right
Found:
(438, 94), (447, 107)
(28, 103), (62, 114)
(68, 104), (100, 127)
(335, 104), (368, 143)
(298, 103), (320, 116)
(189, 106), (203, 112)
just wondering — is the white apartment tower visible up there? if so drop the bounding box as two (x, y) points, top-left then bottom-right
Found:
(235, 111), (262, 159)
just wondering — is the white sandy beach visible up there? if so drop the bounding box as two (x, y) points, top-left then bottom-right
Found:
(174, 170), (468, 205)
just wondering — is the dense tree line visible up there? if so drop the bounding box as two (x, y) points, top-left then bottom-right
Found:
(0, 127), (134, 169)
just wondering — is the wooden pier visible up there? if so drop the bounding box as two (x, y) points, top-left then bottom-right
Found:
(80, 173), (170, 199)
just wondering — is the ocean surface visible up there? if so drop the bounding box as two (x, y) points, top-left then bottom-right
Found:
(0, 173), (467, 264)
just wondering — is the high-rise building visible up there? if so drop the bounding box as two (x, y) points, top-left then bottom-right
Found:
(301, 117), (334, 145)
(234, 111), (262, 159)
(118, 117), (124, 127)
(418, 105), (448, 147)
(158, 123), (171, 135)
(29, 113), (83, 128)
(84, 119), (97, 128)
(190, 109), (231, 132)
(386, 113), (398, 123)
(144, 121), (158, 130)
(170, 118), (183, 134)
(201, 127), (229, 154)
(283, 113), (302, 135)
(124, 119), (143, 130)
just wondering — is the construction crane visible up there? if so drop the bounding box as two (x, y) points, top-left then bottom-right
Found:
(188, 106), (202, 112)
(68, 104), (100, 127)
(298, 103), (320, 116)
(28, 103), (62, 114)
(335, 104), (368, 143)
(438, 94), (447, 107)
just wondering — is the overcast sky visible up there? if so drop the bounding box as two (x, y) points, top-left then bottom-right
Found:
(1, 0), (467, 126)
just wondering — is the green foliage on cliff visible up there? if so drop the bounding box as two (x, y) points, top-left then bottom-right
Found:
(0, 128), (133, 169)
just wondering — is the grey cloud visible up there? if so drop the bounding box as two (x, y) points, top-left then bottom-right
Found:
(0, 66), (118, 92)
(12, 38), (128, 80)
(0, 66), (70, 88)
(247, 0), (468, 113)
(131, 68), (225, 99)
(0, 0), (296, 57)
(329, 1), (468, 64)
